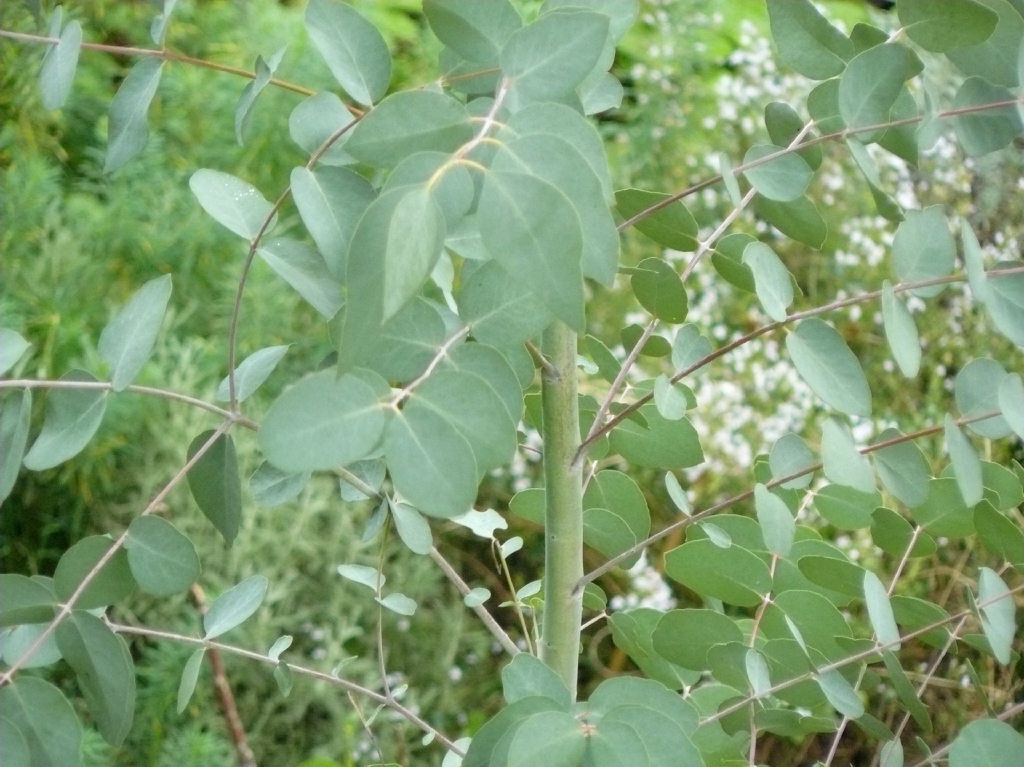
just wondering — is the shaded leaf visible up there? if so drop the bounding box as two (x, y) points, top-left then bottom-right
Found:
(616, 188), (699, 252)
(899, 0), (999, 52)
(186, 430), (242, 547)
(881, 281), (921, 377)
(189, 169), (277, 240)
(346, 91), (471, 167)
(502, 653), (572, 709)
(0, 677), (82, 767)
(38, 15), (81, 110)
(424, 0), (522, 65)
(872, 428), (931, 508)
(176, 649), (206, 713)
(53, 536), (135, 610)
(291, 166), (375, 280)
(0, 574), (56, 628)
(55, 611), (135, 746)
(257, 238), (343, 318)
(0, 328), (31, 375)
(0, 389), (32, 504)
(956, 358), (1012, 438)
(753, 195), (828, 248)
(631, 258), (688, 323)
(952, 76), (1024, 156)
(743, 144), (812, 202)
(999, 373), (1024, 439)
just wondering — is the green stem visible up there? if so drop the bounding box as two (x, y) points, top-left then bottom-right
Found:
(539, 321), (584, 695)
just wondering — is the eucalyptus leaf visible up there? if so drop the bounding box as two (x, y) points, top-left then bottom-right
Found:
(949, 718), (1024, 767)
(0, 389), (32, 504)
(766, 0), (853, 79)
(288, 91), (356, 164)
(39, 17), (81, 110)
(892, 206), (956, 298)
(390, 502), (434, 555)
(216, 345), (289, 404)
(257, 238), (343, 319)
(0, 328), (31, 375)
(816, 669), (865, 718)
(105, 58), (163, 173)
(53, 535), (135, 610)
(744, 241), (794, 321)
(305, 0), (390, 106)
(234, 50), (283, 145)
(345, 91), (472, 167)
(956, 358), (1012, 438)
(998, 373), (1024, 439)
(291, 166), (375, 280)
(203, 575), (269, 639)
(377, 592), (417, 616)
(190, 169), (277, 241)
(0, 678), (82, 767)
(186, 430), (242, 547)
(770, 433), (815, 489)
(743, 144), (813, 202)
(124, 516), (200, 597)
(898, 0), (999, 52)
(753, 194), (828, 249)
(23, 370), (107, 471)
(946, 413), (984, 506)
(977, 567), (1014, 664)
(863, 570), (900, 648)
(615, 188), (699, 252)
(98, 274), (172, 391)
(880, 281), (921, 378)
(839, 44), (921, 141)
(424, 0), (522, 65)
(821, 418), (875, 493)
(952, 76), (1024, 156)
(786, 319), (872, 416)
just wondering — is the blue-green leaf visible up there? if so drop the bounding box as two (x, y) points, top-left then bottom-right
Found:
(104, 58), (163, 173)
(257, 238), (343, 319)
(949, 718), (1024, 767)
(816, 669), (864, 718)
(766, 0), (853, 79)
(770, 432), (815, 489)
(176, 648), (206, 714)
(424, 0), (522, 65)
(0, 389), (32, 504)
(952, 76), (1024, 156)
(190, 169), (277, 240)
(305, 0), (391, 106)
(0, 328), (31, 375)
(216, 345), (289, 404)
(947, 0), (1024, 88)
(754, 483), (795, 557)
(839, 44), (921, 141)
(55, 611), (135, 746)
(23, 370), (107, 471)
(977, 567), (1014, 664)
(288, 91), (356, 165)
(234, 49), (284, 145)
(98, 275), (172, 391)
(999, 373), (1024, 439)
(458, 260), (554, 347)
(945, 413), (984, 506)
(615, 188), (699, 252)
(502, 653), (572, 709)
(390, 502), (434, 555)
(863, 570), (900, 648)
(872, 428), (930, 508)
(955, 358), (1012, 438)
(259, 369), (389, 473)
(786, 319), (872, 416)
(377, 592), (417, 615)
(0, 678), (82, 767)
(203, 575), (268, 639)
(124, 516), (200, 597)
(38, 13), (81, 110)
(743, 241), (794, 321)
(53, 535), (135, 610)
(880, 281), (921, 378)
(150, 0), (179, 45)
(898, 0), (999, 52)
(743, 144), (813, 202)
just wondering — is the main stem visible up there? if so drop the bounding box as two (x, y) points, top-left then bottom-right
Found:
(539, 320), (584, 695)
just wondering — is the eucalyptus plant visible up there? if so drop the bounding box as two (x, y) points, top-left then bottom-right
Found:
(2, 0), (1024, 766)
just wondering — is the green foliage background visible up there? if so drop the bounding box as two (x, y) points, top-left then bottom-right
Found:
(1, 0), (1022, 765)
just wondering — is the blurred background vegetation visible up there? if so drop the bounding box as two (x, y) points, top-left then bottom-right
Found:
(2, 0), (1021, 765)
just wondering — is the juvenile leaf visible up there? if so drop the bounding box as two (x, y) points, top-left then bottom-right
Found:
(99, 274), (172, 391)
(424, 0), (522, 65)
(459, 260), (554, 347)
(816, 485), (880, 529)
(765, 101), (823, 169)
(216, 345), (289, 404)
(39, 16), (81, 110)
(847, 139), (904, 221)
(176, 648), (205, 714)
(250, 464), (310, 507)
(235, 49), (284, 145)
(631, 258), (688, 323)
(664, 472), (690, 515)
(53, 536), (135, 610)
(986, 260), (1024, 346)
(956, 358), (1012, 438)
(150, 0), (179, 45)
(786, 319), (872, 416)
(872, 428), (930, 508)
(881, 650), (931, 730)
(55, 611), (135, 746)
(492, 134), (619, 286)
(579, 70), (624, 115)
(952, 77), (1024, 156)
(947, 0), (1024, 88)
(0, 389), (32, 504)
(390, 502), (433, 555)
(23, 370), (107, 471)
(664, 539), (772, 606)
(615, 188), (699, 252)
(288, 91), (356, 165)
(743, 144), (813, 202)
(654, 375), (688, 421)
(999, 373), (1024, 439)
(386, 406), (478, 518)
(355, 298), (449, 383)
(291, 167), (375, 281)
(385, 187), (446, 322)
(977, 567), (1014, 664)
(384, 151), (474, 230)
(863, 570), (900, 648)
(508, 712), (584, 767)
(671, 324), (711, 373)
(274, 663), (294, 697)
(305, 0), (391, 106)
(105, 58), (163, 173)
(464, 588), (490, 607)
(746, 649), (772, 698)
(501, 9), (609, 105)
(753, 195), (828, 249)
(609, 404), (703, 469)
(770, 433), (815, 489)
(345, 91), (471, 167)
(881, 281), (921, 378)
(337, 564), (384, 591)
(479, 171), (585, 331)
(203, 575), (268, 639)
(816, 669), (864, 718)
(190, 169), (277, 240)
(259, 369), (389, 473)
(502, 653), (572, 709)
(124, 516), (200, 596)
(962, 220), (989, 301)
(0, 678), (82, 767)
(186, 430), (242, 547)
(0, 328), (31, 375)
(898, 0), (999, 52)
(257, 238), (343, 318)
(0, 574), (56, 627)
(766, 0), (853, 79)
(743, 241), (793, 321)
(946, 414), (984, 506)
(974, 502), (1024, 569)
(440, 343), (525, 423)
(822, 417), (875, 493)
(754, 483), (796, 557)
(377, 592), (417, 615)
(839, 44), (921, 140)
(652, 608), (743, 670)
(949, 718), (1024, 767)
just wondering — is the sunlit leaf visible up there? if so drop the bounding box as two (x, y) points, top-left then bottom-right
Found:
(754, 483), (795, 557)
(770, 432), (815, 489)
(743, 144), (812, 202)
(822, 417), (875, 493)
(816, 669), (864, 718)
(424, 0), (522, 65)
(616, 188), (699, 252)
(955, 358), (1012, 438)
(945, 413), (984, 506)
(257, 238), (343, 318)
(345, 91), (472, 167)
(839, 43), (921, 141)
(377, 592), (417, 615)
(390, 502), (434, 555)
